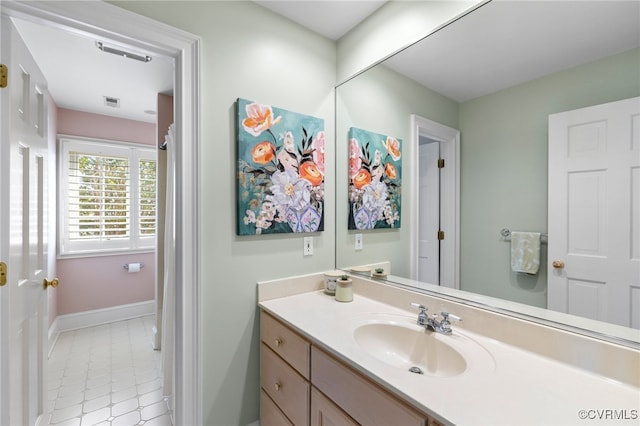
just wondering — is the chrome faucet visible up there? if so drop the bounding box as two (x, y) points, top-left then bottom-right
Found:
(410, 303), (461, 335)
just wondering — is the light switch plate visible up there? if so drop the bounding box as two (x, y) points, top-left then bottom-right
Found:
(355, 233), (363, 250)
(303, 236), (314, 256)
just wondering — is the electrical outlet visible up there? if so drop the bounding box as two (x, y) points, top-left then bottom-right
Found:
(303, 236), (314, 256)
(355, 233), (363, 250)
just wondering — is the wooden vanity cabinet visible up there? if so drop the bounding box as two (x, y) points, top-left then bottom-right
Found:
(261, 389), (293, 426)
(311, 386), (358, 426)
(261, 310), (445, 426)
(260, 311), (311, 426)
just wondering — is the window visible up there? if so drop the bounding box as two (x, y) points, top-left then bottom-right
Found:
(59, 136), (156, 256)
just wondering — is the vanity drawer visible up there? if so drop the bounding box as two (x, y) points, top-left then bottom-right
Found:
(261, 390), (293, 426)
(261, 343), (310, 426)
(261, 311), (310, 378)
(311, 346), (426, 426)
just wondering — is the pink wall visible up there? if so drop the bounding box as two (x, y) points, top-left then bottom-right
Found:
(56, 108), (156, 315)
(56, 253), (155, 315)
(57, 108), (156, 145)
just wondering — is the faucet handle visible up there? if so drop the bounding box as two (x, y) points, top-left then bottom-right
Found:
(411, 303), (428, 326)
(441, 312), (461, 322)
(411, 303), (427, 313)
(439, 312), (461, 334)
(440, 312), (462, 329)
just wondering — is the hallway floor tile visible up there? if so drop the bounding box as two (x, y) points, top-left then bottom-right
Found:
(45, 316), (172, 426)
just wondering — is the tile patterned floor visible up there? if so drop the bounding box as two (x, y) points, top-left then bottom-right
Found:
(45, 315), (173, 426)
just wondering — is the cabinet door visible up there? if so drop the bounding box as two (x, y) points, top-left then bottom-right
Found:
(311, 346), (426, 426)
(261, 390), (293, 426)
(311, 387), (358, 426)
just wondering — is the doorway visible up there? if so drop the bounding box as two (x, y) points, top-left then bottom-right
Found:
(418, 136), (441, 284)
(410, 115), (460, 289)
(0, 2), (201, 425)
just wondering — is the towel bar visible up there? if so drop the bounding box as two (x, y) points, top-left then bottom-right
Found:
(500, 228), (547, 244)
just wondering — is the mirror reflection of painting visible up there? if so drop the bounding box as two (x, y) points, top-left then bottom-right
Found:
(237, 98), (325, 235)
(348, 127), (402, 230)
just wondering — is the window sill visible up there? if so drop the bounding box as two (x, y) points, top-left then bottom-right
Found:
(57, 248), (155, 260)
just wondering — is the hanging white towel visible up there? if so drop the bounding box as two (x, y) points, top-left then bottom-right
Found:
(510, 231), (541, 274)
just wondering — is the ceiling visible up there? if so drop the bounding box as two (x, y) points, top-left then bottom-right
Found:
(13, 17), (174, 123)
(383, 0), (640, 102)
(11, 1), (640, 123)
(12, 1), (383, 124)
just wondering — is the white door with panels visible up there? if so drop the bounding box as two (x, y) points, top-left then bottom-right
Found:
(418, 139), (440, 284)
(548, 97), (640, 328)
(0, 16), (52, 425)
(411, 115), (459, 289)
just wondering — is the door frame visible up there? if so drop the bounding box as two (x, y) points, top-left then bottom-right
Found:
(0, 2), (202, 425)
(409, 115), (460, 288)
(417, 137), (441, 284)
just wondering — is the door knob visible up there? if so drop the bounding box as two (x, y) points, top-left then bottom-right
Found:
(552, 260), (565, 269)
(43, 278), (59, 290)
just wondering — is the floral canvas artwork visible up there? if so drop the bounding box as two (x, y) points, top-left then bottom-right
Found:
(348, 127), (402, 230)
(237, 98), (325, 235)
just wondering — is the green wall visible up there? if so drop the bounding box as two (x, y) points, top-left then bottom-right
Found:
(109, 2), (336, 424)
(459, 48), (640, 306)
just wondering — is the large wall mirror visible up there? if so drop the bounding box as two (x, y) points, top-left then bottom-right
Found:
(336, 0), (640, 345)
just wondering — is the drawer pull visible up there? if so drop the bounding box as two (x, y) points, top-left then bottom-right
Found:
(275, 338), (283, 347)
(274, 382), (282, 391)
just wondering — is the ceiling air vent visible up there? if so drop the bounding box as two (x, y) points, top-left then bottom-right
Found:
(104, 96), (120, 108)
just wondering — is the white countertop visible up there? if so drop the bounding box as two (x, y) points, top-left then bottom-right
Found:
(260, 290), (640, 426)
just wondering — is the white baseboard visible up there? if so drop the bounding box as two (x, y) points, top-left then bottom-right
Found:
(48, 300), (154, 354)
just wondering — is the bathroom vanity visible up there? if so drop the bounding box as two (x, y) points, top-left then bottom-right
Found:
(260, 310), (439, 426)
(258, 273), (640, 426)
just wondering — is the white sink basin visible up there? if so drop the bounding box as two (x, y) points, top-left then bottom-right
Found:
(352, 315), (494, 378)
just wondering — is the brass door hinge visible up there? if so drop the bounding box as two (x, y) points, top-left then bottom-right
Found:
(437, 158), (445, 168)
(0, 64), (7, 88)
(437, 230), (445, 240)
(0, 262), (7, 286)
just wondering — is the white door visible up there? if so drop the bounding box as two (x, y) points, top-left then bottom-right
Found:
(410, 115), (459, 289)
(548, 97), (640, 328)
(0, 16), (50, 425)
(418, 139), (440, 284)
